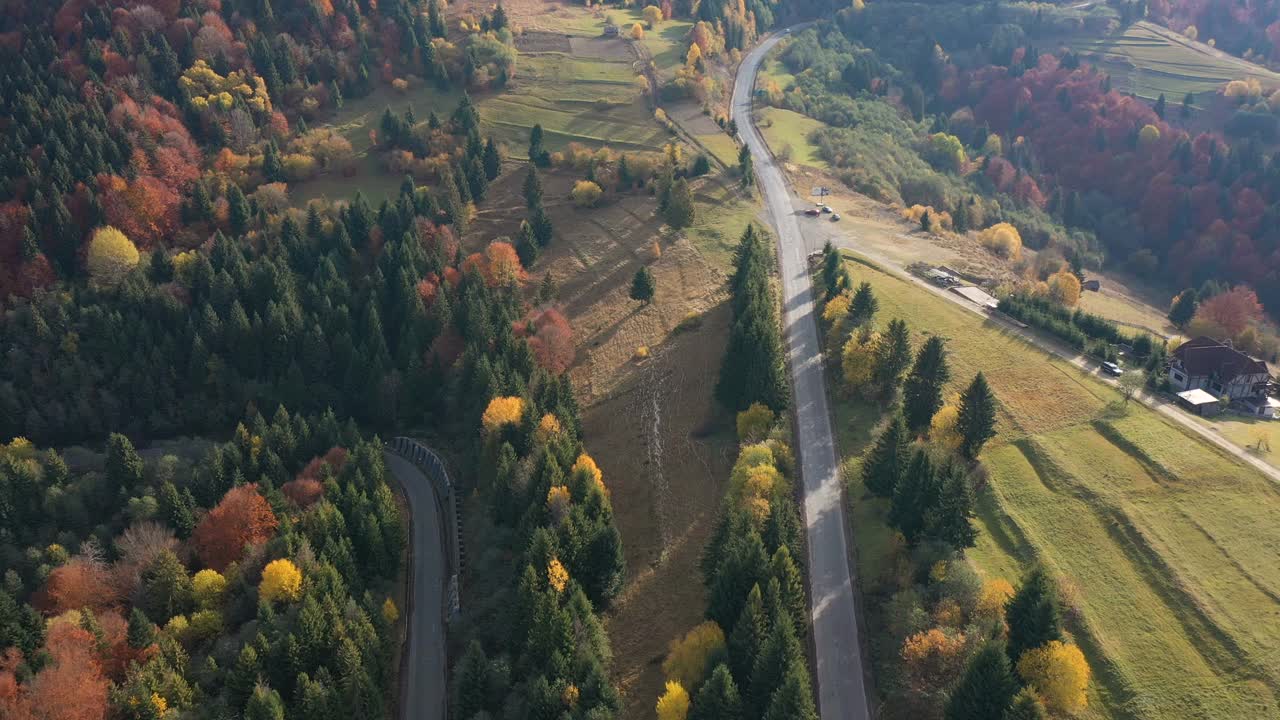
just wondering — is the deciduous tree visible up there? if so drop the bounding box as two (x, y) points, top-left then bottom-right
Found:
(259, 559), (303, 604)
(192, 485), (279, 571)
(1016, 640), (1090, 714)
(663, 621), (726, 693)
(87, 226), (140, 286)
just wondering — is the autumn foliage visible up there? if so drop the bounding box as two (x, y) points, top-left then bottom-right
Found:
(259, 559), (303, 604)
(191, 484), (279, 571)
(662, 621), (726, 692)
(1017, 640), (1091, 713)
(524, 308), (574, 375)
(37, 558), (119, 615)
(0, 622), (110, 720)
(482, 396), (524, 433)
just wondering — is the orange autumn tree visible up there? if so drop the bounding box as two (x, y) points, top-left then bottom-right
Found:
(38, 558), (119, 615)
(482, 397), (524, 433)
(192, 485), (279, 571)
(0, 622), (110, 720)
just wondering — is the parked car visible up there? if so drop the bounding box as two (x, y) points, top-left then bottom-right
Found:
(821, 205), (833, 214)
(830, 213), (841, 222)
(804, 207), (820, 216)
(1102, 361), (1123, 376)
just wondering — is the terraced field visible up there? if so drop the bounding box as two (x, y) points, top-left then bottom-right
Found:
(1065, 21), (1280, 101)
(833, 255), (1280, 720)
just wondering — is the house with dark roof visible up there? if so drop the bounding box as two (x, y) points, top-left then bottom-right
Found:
(1168, 336), (1271, 401)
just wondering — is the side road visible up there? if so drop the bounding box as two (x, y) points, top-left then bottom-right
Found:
(732, 29), (874, 720)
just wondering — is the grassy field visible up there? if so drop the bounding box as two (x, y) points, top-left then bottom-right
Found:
(1065, 21), (1280, 101)
(756, 106), (827, 168)
(833, 254), (1280, 720)
(294, 33), (667, 204)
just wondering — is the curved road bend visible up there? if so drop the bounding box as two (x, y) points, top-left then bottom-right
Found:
(732, 30), (874, 720)
(383, 450), (448, 720)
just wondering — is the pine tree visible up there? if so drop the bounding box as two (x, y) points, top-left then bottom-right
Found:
(630, 267), (656, 304)
(664, 178), (696, 229)
(106, 433), (144, 493)
(762, 663), (817, 720)
(523, 166), (542, 208)
(1181, 91), (1194, 118)
(821, 241), (841, 298)
(750, 619), (803, 714)
(957, 372), (997, 459)
(707, 529), (768, 633)
(926, 460), (976, 549)
(1154, 92), (1166, 120)
(849, 281), (878, 326)
(862, 414), (908, 497)
(903, 335), (950, 432)
(1006, 688), (1049, 720)
(20, 224), (39, 261)
(529, 124), (549, 166)
(531, 206), (554, 247)
(889, 448), (933, 542)
(245, 683), (286, 720)
(872, 318), (912, 395)
(728, 584), (767, 691)
(516, 221), (539, 267)
(230, 644), (262, 707)
(769, 546), (806, 638)
(429, 0), (447, 37)
(738, 144), (754, 187)
(1005, 567), (1062, 664)
(228, 184), (250, 236)
(127, 607), (155, 649)
(483, 137), (501, 180)
(452, 640), (489, 719)
(690, 663), (743, 720)
(1168, 288), (1198, 328)
(944, 642), (1019, 720)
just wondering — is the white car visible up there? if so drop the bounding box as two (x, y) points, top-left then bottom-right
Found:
(1102, 362), (1123, 376)
(821, 205), (833, 214)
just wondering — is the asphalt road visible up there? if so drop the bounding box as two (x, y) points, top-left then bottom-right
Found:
(383, 451), (448, 720)
(733, 30), (874, 720)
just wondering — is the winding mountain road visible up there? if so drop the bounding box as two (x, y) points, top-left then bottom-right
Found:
(732, 29), (874, 720)
(382, 448), (448, 720)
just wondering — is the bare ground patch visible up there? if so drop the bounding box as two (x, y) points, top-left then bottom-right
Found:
(467, 167), (740, 718)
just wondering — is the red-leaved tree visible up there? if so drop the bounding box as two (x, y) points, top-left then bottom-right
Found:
(191, 484), (279, 571)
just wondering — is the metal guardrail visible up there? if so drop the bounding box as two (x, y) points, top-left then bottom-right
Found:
(388, 436), (462, 619)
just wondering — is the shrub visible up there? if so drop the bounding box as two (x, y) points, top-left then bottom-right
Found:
(736, 403), (775, 443)
(978, 223), (1023, 259)
(571, 180), (604, 208)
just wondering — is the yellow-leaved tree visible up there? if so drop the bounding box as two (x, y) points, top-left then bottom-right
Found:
(1017, 640), (1091, 714)
(572, 453), (606, 494)
(631, 23), (644, 39)
(547, 485), (571, 524)
(929, 395), (962, 452)
(259, 559), (303, 604)
(662, 621), (726, 692)
(975, 578), (1015, 620)
(842, 331), (880, 392)
(978, 222), (1023, 259)
(643, 5), (664, 26)
(536, 414), (562, 442)
(87, 226), (140, 286)
(192, 569), (227, 610)
(570, 180), (603, 208)
(728, 443), (778, 523)
(1047, 270), (1081, 307)
(547, 557), (569, 593)
(901, 627), (968, 690)
(686, 43), (702, 68)
(655, 681), (690, 720)
(482, 396), (524, 433)
(736, 403), (775, 443)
